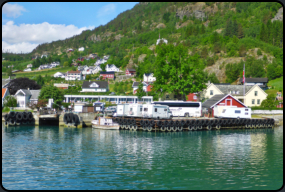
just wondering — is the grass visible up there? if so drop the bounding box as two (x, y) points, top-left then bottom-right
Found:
(267, 76), (283, 94)
(2, 66), (74, 79)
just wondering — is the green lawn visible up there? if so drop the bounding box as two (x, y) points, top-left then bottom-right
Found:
(2, 66), (74, 79)
(266, 76), (283, 96)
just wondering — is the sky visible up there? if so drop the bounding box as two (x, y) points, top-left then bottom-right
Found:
(2, 2), (138, 54)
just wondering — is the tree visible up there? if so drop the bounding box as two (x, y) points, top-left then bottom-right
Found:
(136, 83), (146, 99)
(8, 77), (41, 95)
(257, 49), (262, 56)
(237, 23), (244, 39)
(38, 85), (64, 107)
(261, 94), (278, 109)
(201, 47), (208, 59)
(162, 12), (171, 23)
(154, 44), (207, 101)
(63, 61), (70, 67)
(36, 99), (48, 108)
(3, 95), (17, 107)
(239, 44), (246, 57)
(36, 75), (45, 86)
(6, 68), (12, 77)
(207, 72), (220, 84)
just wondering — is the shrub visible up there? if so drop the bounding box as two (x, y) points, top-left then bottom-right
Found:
(257, 48), (262, 56)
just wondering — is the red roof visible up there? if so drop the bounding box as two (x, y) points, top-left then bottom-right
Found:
(2, 88), (7, 99)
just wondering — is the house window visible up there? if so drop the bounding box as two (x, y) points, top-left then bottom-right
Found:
(144, 108), (148, 112)
(252, 99), (255, 104)
(155, 108), (157, 112)
(257, 99), (260, 104)
(235, 110), (241, 113)
(210, 90), (213, 95)
(254, 91), (258, 96)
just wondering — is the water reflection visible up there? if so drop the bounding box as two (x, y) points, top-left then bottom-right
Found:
(2, 124), (283, 190)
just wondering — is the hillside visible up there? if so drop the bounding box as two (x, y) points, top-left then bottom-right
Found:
(2, 2), (283, 84)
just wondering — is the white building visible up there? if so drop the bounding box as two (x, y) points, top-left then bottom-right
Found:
(65, 71), (83, 81)
(14, 89), (41, 108)
(78, 47), (84, 52)
(105, 64), (119, 72)
(41, 54), (48, 58)
(23, 68), (32, 72)
(156, 38), (168, 45)
(54, 72), (65, 78)
(93, 66), (102, 73)
(50, 62), (60, 67)
(143, 73), (156, 83)
(27, 64), (33, 68)
(81, 81), (109, 92)
(94, 58), (107, 65)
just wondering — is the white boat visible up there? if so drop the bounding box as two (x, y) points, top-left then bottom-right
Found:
(92, 117), (120, 130)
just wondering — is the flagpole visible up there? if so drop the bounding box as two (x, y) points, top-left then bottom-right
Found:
(243, 62), (245, 102)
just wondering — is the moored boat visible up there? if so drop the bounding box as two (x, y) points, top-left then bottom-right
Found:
(92, 117), (119, 130)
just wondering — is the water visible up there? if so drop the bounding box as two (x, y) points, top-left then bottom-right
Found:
(2, 124), (283, 190)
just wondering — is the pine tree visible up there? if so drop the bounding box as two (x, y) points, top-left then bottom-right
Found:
(237, 24), (244, 39)
(200, 24), (206, 34)
(233, 20), (238, 37)
(259, 23), (265, 41)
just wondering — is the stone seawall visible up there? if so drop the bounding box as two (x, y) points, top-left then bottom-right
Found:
(252, 110), (283, 115)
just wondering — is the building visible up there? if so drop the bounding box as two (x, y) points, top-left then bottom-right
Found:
(41, 54), (48, 58)
(68, 48), (74, 52)
(53, 72), (65, 78)
(106, 64), (120, 72)
(81, 81), (109, 92)
(50, 62), (60, 67)
(77, 57), (84, 62)
(239, 77), (268, 90)
(64, 95), (153, 104)
(27, 64), (33, 68)
(202, 83), (268, 107)
(202, 94), (247, 117)
(2, 88), (10, 107)
(23, 68), (32, 72)
(14, 89), (41, 108)
(93, 66), (102, 73)
(100, 71), (115, 80)
(125, 68), (136, 76)
(143, 73), (156, 82)
(94, 58), (107, 65)
(78, 47), (84, 52)
(156, 38), (168, 45)
(54, 83), (69, 89)
(276, 92), (283, 108)
(186, 93), (199, 102)
(2, 79), (11, 88)
(65, 71), (83, 81)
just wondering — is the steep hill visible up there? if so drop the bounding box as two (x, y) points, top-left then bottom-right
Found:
(4, 2), (284, 83)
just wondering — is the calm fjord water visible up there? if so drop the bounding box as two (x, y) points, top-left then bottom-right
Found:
(2, 125), (283, 190)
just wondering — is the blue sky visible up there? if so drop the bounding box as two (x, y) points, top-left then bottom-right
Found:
(2, 2), (138, 53)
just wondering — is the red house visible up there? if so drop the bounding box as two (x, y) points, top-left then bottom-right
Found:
(186, 93), (198, 101)
(77, 57), (84, 61)
(100, 72), (115, 80)
(202, 94), (247, 117)
(125, 68), (136, 76)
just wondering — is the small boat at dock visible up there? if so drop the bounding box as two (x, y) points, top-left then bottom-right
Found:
(92, 117), (119, 130)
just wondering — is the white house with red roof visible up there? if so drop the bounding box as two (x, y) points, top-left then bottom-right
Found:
(65, 70), (84, 80)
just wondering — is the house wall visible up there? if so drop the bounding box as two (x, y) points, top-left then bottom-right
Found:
(245, 86), (267, 107)
(143, 74), (156, 82)
(211, 95), (246, 117)
(186, 93), (198, 101)
(17, 95), (28, 108)
(82, 88), (107, 92)
(203, 84), (223, 99)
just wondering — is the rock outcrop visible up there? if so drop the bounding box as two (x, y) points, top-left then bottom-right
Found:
(271, 7), (283, 22)
(176, 2), (207, 21)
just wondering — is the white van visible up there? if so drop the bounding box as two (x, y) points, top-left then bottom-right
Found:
(142, 104), (172, 119)
(214, 106), (251, 119)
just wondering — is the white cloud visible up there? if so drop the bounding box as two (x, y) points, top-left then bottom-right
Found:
(2, 3), (27, 18)
(2, 41), (38, 54)
(2, 21), (94, 53)
(97, 3), (116, 17)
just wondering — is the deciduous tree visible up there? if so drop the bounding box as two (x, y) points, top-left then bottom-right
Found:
(8, 78), (41, 95)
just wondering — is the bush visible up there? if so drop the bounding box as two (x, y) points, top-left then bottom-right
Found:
(257, 48), (262, 56)
(2, 107), (10, 113)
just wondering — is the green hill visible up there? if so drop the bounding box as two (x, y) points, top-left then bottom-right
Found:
(2, 2), (283, 84)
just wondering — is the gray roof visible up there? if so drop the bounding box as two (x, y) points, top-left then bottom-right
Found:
(239, 77), (268, 83)
(127, 68), (136, 72)
(20, 89), (31, 95)
(144, 73), (153, 76)
(2, 79), (10, 88)
(215, 85), (253, 96)
(29, 90), (41, 100)
(82, 81), (108, 89)
(202, 94), (227, 109)
(132, 82), (140, 87)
